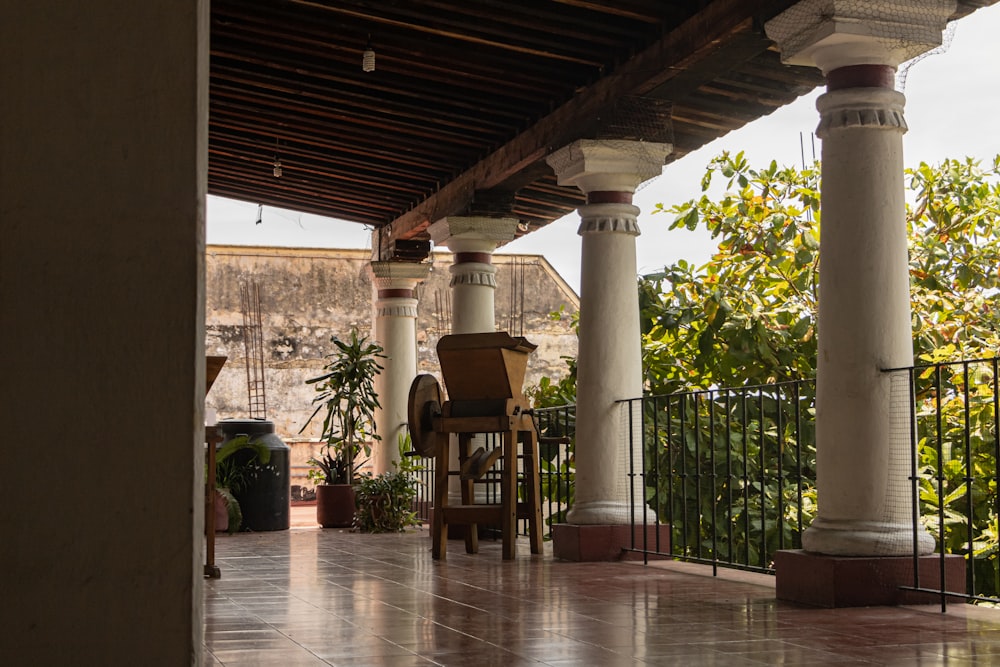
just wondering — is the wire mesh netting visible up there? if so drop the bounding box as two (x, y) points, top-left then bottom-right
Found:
(595, 96), (673, 194)
(766, 0), (956, 71)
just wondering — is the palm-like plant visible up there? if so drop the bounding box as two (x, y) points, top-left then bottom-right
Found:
(300, 329), (385, 485)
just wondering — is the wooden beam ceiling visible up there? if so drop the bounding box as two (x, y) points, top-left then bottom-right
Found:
(208, 0), (830, 259)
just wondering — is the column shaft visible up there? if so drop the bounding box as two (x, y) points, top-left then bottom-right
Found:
(764, 1), (955, 556)
(370, 262), (428, 474)
(570, 204), (645, 523)
(546, 140), (672, 525)
(428, 218), (519, 505)
(804, 83), (932, 555)
(450, 254), (497, 334)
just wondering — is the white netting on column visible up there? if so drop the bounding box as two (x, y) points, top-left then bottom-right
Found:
(765, 0), (956, 72)
(617, 399), (651, 524)
(593, 96), (673, 193)
(896, 20), (956, 91)
(876, 370), (924, 556)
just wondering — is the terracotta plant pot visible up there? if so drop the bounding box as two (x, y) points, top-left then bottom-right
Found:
(316, 484), (356, 528)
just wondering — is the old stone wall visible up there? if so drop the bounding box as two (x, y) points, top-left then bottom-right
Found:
(205, 245), (579, 492)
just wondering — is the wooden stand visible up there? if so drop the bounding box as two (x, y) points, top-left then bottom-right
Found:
(204, 424), (223, 578)
(204, 355), (227, 579)
(413, 333), (543, 561)
(432, 407), (543, 561)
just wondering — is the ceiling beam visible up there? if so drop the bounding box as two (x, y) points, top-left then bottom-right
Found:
(378, 0), (795, 255)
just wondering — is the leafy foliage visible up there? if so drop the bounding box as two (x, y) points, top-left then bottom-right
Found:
(908, 157), (1000, 358)
(646, 153), (1000, 577)
(300, 329), (385, 484)
(530, 152), (1000, 578)
(902, 158), (1000, 595)
(355, 436), (422, 533)
(213, 435), (272, 533)
(644, 152), (820, 393)
(354, 470), (419, 533)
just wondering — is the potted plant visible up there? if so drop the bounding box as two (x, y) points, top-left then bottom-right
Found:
(213, 435), (272, 533)
(300, 329), (385, 528)
(354, 435), (422, 533)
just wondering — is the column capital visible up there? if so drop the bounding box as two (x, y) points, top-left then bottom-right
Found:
(765, 0), (956, 73)
(370, 261), (428, 319)
(428, 216), (519, 252)
(368, 260), (430, 290)
(816, 87), (907, 138)
(577, 203), (642, 236)
(546, 139), (671, 194)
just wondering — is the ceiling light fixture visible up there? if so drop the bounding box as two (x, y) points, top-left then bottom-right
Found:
(273, 138), (282, 177)
(362, 35), (375, 72)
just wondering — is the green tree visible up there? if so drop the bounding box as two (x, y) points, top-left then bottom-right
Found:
(908, 157), (1000, 359)
(642, 153), (1000, 579)
(644, 153), (1000, 390)
(643, 152), (820, 394)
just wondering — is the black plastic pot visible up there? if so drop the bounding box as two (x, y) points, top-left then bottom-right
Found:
(218, 419), (290, 531)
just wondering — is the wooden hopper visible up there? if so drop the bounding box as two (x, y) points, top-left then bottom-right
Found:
(436, 332), (537, 407)
(206, 355), (227, 396)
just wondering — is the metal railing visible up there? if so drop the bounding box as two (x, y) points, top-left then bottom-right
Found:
(624, 380), (816, 573)
(532, 405), (576, 536)
(887, 357), (1000, 608)
(410, 358), (1000, 606)
(410, 456), (435, 525)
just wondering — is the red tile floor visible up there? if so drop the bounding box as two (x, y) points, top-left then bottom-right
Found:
(204, 507), (1000, 666)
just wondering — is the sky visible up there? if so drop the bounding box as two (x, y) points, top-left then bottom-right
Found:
(208, 4), (1000, 294)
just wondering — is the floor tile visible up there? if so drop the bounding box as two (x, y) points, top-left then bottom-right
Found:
(204, 514), (1000, 667)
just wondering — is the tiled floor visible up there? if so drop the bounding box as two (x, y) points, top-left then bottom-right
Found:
(204, 518), (1000, 666)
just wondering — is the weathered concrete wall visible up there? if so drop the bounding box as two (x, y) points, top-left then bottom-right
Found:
(205, 245), (578, 490)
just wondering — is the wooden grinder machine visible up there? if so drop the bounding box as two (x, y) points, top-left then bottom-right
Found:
(408, 332), (543, 560)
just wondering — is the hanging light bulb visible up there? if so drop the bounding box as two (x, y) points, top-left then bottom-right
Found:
(273, 158), (282, 178)
(362, 35), (375, 72)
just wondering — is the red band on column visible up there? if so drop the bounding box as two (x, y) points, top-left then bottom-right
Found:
(588, 191), (633, 205)
(378, 288), (413, 299)
(455, 252), (492, 265)
(827, 65), (895, 91)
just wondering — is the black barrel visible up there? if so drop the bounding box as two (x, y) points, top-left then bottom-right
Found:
(218, 419), (290, 531)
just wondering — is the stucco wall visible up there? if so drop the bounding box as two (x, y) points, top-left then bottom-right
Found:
(205, 245), (579, 489)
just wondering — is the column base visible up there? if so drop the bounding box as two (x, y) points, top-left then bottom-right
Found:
(802, 517), (935, 556)
(552, 523), (671, 562)
(774, 549), (965, 607)
(566, 500), (655, 525)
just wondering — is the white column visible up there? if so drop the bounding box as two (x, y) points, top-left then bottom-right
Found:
(428, 216), (519, 504)
(766, 0), (954, 556)
(546, 140), (671, 524)
(429, 216), (520, 334)
(370, 261), (430, 473)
